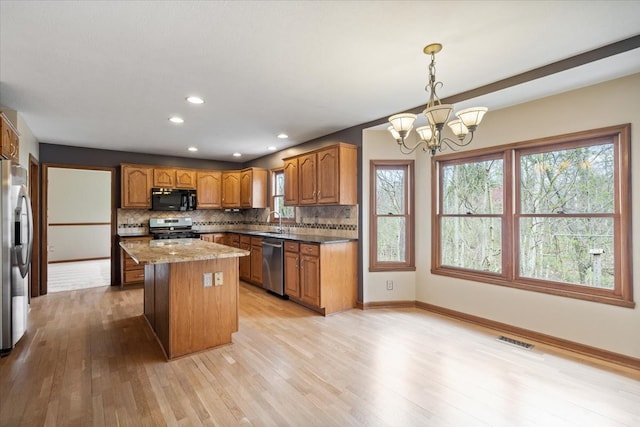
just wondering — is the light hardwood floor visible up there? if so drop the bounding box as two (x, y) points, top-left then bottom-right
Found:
(1, 283), (639, 426)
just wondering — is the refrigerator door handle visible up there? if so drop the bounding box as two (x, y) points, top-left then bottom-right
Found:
(14, 185), (33, 279)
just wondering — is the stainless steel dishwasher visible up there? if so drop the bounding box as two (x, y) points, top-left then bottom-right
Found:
(262, 238), (284, 296)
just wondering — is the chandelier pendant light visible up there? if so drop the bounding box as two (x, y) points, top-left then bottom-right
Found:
(388, 43), (488, 156)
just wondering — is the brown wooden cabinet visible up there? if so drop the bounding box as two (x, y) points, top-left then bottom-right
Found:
(120, 235), (153, 287)
(153, 168), (175, 188)
(283, 158), (299, 206)
(121, 164), (153, 208)
(222, 171), (241, 208)
(196, 170), (222, 209)
(239, 235), (251, 281)
(0, 113), (19, 162)
(250, 237), (263, 285)
(240, 167), (268, 208)
(200, 233), (225, 243)
(299, 244), (321, 307)
(153, 168), (196, 189)
(284, 240), (357, 315)
(284, 241), (301, 298)
(175, 169), (196, 189)
(283, 143), (357, 206)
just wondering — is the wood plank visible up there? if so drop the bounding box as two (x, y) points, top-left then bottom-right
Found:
(1, 284), (639, 426)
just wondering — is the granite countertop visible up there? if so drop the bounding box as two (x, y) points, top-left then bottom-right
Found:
(119, 238), (250, 265)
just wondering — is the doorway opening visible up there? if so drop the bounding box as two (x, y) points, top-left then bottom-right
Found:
(41, 165), (115, 294)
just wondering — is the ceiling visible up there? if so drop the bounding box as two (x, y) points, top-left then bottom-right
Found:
(1, 1), (640, 162)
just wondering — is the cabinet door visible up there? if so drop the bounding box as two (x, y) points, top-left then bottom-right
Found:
(9, 130), (19, 162)
(175, 169), (196, 189)
(283, 158), (299, 206)
(0, 119), (12, 159)
(222, 171), (241, 208)
(196, 170), (222, 209)
(298, 153), (317, 205)
(200, 234), (214, 242)
(240, 169), (253, 208)
(300, 252), (320, 307)
(153, 168), (175, 188)
(121, 165), (153, 208)
(284, 250), (300, 298)
(239, 241), (251, 281)
(316, 146), (339, 204)
(250, 241), (263, 284)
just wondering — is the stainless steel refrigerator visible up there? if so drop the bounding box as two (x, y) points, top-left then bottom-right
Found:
(0, 160), (33, 356)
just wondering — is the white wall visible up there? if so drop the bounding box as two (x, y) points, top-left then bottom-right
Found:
(363, 73), (640, 359)
(17, 113), (39, 166)
(362, 129), (417, 303)
(48, 168), (111, 262)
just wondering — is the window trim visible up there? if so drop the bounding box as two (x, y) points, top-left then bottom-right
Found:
(431, 124), (634, 308)
(270, 167), (295, 223)
(370, 160), (415, 272)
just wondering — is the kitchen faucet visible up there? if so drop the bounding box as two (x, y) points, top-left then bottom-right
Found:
(266, 210), (282, 233)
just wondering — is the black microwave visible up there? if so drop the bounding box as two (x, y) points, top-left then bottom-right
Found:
(151, 188), (197, 211)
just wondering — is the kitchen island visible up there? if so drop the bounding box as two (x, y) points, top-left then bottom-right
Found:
(119, 238), (249, 360)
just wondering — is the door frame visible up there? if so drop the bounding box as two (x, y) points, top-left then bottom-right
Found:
(28, 155), (40, 298)
(40, 164), (117, 294)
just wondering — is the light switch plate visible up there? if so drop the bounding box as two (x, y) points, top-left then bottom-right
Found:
(214, 271), (223, 286)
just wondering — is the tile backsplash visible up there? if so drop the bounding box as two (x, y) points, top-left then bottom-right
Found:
(118, 205), (358, 239)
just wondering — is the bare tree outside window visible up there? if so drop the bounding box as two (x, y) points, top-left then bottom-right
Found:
(370, 160), (414, 271)
(432, 125), (633, 307)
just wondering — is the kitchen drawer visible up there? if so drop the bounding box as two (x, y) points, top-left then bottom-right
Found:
(250, 237), (263, 246)
(240, 235), (251, 245)
(300, 243), (319, 256)
(124, 269), (145, 283)
(124, 256), (141, 270)
(284, 241), (299, 252)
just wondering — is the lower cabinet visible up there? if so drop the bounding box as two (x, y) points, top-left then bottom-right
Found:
(200, 233), (225, 243)
(284, 240), (357, 315)
(119, 236), (153, 287)
(250, 237), (263, 285)
(239, 235), (251, 281)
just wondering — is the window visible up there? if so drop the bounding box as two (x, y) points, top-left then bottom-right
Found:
(271, 168), (295, 221)
(370, 160), (415, 271)
(432, 124), (633, 307)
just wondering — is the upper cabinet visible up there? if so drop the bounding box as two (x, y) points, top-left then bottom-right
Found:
(153, 168), (175, 188)
(196, 170), (222, 209)
(240, 167), (267, 209)
(283, 158), (299, 205)
(0, 113), (19, 162)
(153, 168), (196, 189)
(121, 164), (153, 208)
(222, 171), (241, 208)
(283, 143), (357, 206)
(175, 169), (196, 189)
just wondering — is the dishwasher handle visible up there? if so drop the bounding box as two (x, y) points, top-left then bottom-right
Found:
(262, 241), (283, 248)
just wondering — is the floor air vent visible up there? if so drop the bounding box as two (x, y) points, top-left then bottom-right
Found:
(497, 336), (534, 350)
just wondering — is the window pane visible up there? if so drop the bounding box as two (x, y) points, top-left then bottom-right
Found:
(376, 168), (405, 215)
(273, 195), (294, 219)
(275, 172), (285, 196)
(519, 217), (614, 289)
(377, 217), (406, 262)
(441, 217), (502, 272)
(442, 159), (503, 214)
(520, 143), (614, 214)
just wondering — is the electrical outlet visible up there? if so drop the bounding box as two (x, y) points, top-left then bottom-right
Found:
(203, 272), (213, 287)
(214, 271), (223, 286)
(386, 280), (393, 290)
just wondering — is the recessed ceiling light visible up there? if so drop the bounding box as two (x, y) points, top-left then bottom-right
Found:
(232, 152), (242, 157)
(277, 133), (288, 139)
(267, 146), (277, 151)
(188, 147), (198, 152)
(186, 96), (204, 104)
(169, 116), (184, 124)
